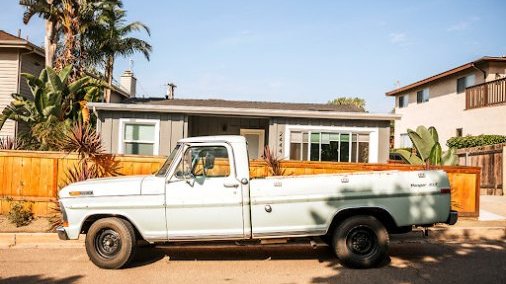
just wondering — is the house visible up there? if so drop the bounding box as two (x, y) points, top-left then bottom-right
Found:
(89, 98), (399, 162)
(387, 56), (506, 148)
(0, 30), (45, 138)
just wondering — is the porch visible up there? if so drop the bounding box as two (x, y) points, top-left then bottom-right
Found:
(188, 115), (269, 159)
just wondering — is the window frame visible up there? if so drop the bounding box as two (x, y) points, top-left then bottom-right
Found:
(398, 95), (408, 108)
(416, 88), (429, 104)
(118, 118), (160, 155)
(285, 125), (378, 163)
(457, 74), (476, 94)
(169, 142), (237, 182)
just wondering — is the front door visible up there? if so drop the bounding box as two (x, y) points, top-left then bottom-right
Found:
(165, 143), (244, 240)
(240, 129), (265, 159)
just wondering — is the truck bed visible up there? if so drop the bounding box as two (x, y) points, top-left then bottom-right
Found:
(249, 170), (451, 238)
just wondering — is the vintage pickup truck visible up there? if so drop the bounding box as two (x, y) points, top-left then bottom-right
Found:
(57, 135), (457, 269)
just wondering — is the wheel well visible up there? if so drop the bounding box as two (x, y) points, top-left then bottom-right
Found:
(80, 214), (145, 241)
(325, 207), (399, 236)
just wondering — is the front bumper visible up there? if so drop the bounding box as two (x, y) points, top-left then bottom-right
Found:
(56, 226), (69, 240)
(445, 210), (458, 225)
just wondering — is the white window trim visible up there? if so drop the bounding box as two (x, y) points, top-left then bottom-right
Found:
(284, 125), (379, 163)
(118, 118), (160, 155)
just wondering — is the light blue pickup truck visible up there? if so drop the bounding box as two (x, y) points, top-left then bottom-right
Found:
(57, 135), (458, 269)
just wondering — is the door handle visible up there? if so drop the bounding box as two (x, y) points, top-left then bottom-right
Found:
(223, 182), (239, 188)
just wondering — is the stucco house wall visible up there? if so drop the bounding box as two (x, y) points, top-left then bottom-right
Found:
(390, 58), (506, 149)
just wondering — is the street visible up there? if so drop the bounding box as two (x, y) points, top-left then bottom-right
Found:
(1, 238), (505, 284)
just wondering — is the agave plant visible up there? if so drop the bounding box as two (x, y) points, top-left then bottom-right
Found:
(262, 145), (285, 176)
(395, 126), (458, 167)
(0, 136), (23, 150)
(50, 122), (121, 231)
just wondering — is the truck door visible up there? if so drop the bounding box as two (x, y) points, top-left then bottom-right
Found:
(165, 143), (245, 240)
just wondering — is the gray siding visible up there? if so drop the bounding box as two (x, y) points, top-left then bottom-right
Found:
(97, 110), (391, 162)
(0, 50), (20, 138)
(98, 111), (186, 156)
(19, 52), (44, 99)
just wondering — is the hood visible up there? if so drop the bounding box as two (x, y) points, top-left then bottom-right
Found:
(59, 175), (148, 198)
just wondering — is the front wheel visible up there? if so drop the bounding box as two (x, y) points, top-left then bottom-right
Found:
(332, 215), (389, 268)
(85, 217), (137, 269)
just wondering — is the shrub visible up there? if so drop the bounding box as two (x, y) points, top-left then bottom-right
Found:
(8, 202), (34, 227)
(446, 135), (506, 149)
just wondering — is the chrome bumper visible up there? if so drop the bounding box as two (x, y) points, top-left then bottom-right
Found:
(57, 226), (69, 240)
(446, 210), (458, 225)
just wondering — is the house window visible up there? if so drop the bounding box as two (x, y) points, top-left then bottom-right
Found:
(400, 133), (412, 148)
(416, 88), (429, 103)
(398, 95), (408, 108)
(457, 74), (476, 94)
(119, 119), (160, 155)
(289, 130), (369, 163)
(456, 128), (463, 137)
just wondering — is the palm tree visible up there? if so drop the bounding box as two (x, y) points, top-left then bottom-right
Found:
(20, 0), (60, 67)
(95, 3), (152, 102)
(328, 97), (366, 111)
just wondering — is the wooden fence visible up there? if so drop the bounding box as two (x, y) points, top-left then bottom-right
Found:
(0, 150), (165, 216)
(1, 150), (480, 217)
(456, 144), (505, 195)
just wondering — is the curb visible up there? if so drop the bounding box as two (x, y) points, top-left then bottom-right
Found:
(1, 226), (505, 249)
(0, 233), (84, 249)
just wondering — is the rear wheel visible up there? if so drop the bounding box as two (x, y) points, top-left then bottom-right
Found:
(85, 217), (137, 269)
(332, 215), (389, 268)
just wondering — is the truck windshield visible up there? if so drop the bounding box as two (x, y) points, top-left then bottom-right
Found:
(155, 144), (181, 176)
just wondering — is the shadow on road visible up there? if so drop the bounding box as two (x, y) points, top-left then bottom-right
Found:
(311, 238), (506, 283)
(0, 275), (83, 284)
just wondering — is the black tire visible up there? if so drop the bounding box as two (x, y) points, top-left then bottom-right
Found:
(332, 215), (389, 268)
(85, 217), (137, 269)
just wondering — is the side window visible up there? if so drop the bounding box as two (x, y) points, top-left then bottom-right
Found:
(175, 146), (231, 179)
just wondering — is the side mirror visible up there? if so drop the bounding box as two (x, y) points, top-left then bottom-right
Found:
(204, 152), (215, 169)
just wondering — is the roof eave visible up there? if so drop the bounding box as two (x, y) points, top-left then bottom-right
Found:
(88, 102), (401, 121)
(385, 57), (506, 97)
(0, 41), (45, 57)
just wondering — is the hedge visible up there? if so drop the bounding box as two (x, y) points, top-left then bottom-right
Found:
(446, 135), (506, 149)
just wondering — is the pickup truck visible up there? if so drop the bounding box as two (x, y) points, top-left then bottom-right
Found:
(57, 135), (458, 269)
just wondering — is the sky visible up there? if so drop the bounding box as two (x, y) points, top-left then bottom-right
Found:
(1, 0), (505, 113)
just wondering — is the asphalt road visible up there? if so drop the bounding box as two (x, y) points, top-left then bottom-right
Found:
(0, 239), (505, 284)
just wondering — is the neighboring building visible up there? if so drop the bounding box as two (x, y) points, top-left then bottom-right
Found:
(387, 56), (506, 149)
(0, 30), (45, 138)
(90, 98), (399, 163)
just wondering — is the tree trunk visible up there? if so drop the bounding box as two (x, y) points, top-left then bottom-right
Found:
(104, 55), (115, 103)
(44, 20), (54, 67)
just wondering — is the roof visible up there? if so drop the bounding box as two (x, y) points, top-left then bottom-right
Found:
(0, 30), (45, 57)
(89, 99), (400, 121)
(385, 56), (506, 96)
(122, 98), (366, 112)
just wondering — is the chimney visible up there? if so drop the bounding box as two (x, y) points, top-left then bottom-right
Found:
(120, 70), (137, 97)
(166, 83), (177, 100)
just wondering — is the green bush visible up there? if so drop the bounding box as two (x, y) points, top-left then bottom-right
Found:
(8, 202), (34, 227)
(446, 135), (506, 149)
